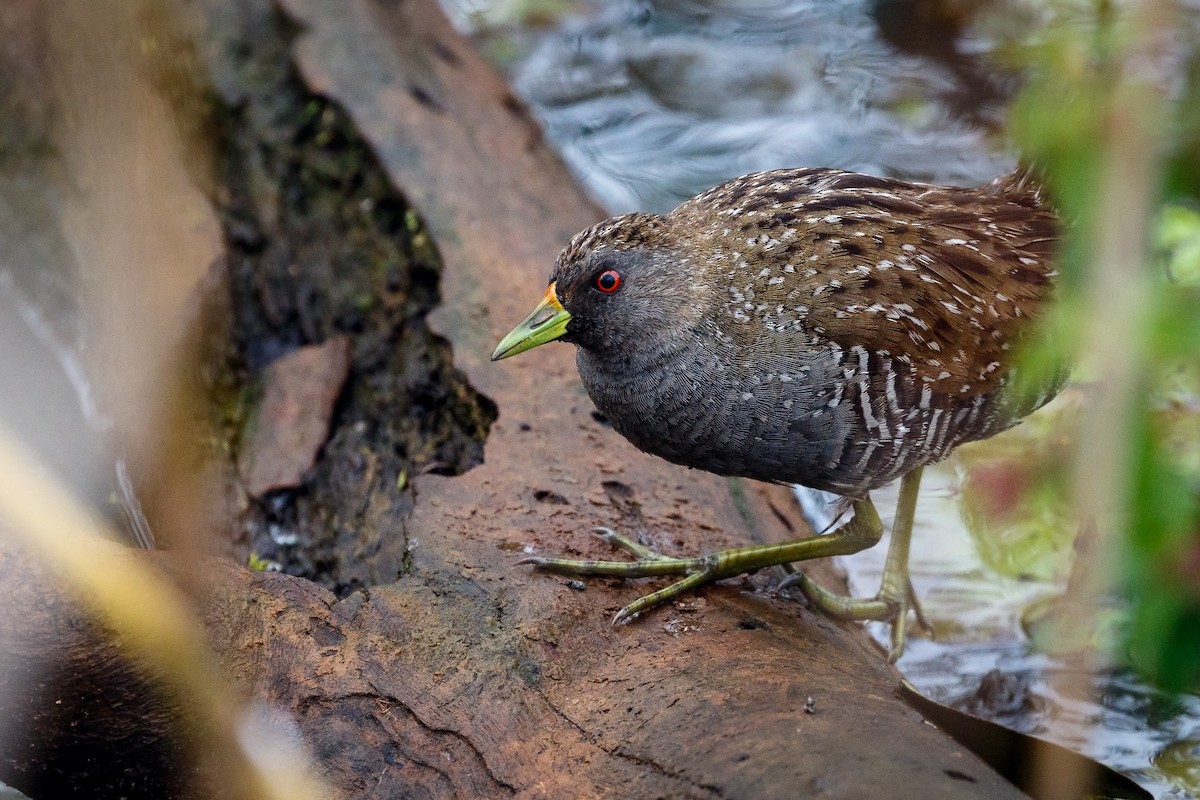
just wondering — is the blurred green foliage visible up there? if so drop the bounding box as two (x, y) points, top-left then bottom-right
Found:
(1005, 0), (1200, 692)
(957, 394), (1079, 583)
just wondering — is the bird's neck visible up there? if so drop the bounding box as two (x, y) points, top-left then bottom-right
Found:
(576, 324), (709, 405)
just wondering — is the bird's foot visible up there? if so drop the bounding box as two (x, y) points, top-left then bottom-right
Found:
(519, 503), (885, 627)
(517, 527), (727, 624)
(779, 572), (933, 663)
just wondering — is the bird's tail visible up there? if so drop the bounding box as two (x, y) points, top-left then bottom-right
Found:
(987, 163), (1049, 208)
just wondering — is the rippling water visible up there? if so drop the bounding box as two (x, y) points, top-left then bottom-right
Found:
(442, 1), (1200, 797)
(456, 0), (1015, 212)
(845, 460), (1200, 799)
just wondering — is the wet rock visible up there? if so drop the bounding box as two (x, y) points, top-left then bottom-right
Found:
(238, 336), (351, 497)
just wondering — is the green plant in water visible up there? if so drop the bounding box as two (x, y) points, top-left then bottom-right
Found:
(956, 399), (1079, 583)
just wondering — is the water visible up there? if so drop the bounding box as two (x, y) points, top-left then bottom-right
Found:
(840, 459), (1200, 799)
(451, 0), (1014, 213)
(441, 1), (1200, 797)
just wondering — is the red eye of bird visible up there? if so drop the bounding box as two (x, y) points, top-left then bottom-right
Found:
(595, 269), (621, 293)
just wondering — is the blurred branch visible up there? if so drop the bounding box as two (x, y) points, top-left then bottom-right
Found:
(1026, 0), (1179, 796)
(1071, 0), (1173, 614)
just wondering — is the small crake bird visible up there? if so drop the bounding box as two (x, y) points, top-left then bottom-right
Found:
(492, 167), (1062, 660)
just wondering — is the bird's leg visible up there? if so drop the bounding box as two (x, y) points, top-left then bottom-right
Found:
(518, 497), (884, 625)
(786, 467), (930, 662)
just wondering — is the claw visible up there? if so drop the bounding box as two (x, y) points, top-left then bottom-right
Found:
(907, 581), (934, 638)
(775, 571), (803, 594)
(612, 607), (639, 625)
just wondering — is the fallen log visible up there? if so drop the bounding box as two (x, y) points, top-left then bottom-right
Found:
(0, 0), (1030, 797)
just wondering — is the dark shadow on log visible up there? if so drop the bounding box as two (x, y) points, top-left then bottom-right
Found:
(0, 542), (196, 800)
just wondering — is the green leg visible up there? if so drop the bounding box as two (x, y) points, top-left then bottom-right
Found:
(787, 467), (931, 662)
(518, 498), (884, 625)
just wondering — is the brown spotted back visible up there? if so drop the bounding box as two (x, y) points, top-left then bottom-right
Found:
(559, 168), (1063, 496)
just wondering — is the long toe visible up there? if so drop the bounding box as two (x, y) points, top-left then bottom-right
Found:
(785, 571), (922, 660)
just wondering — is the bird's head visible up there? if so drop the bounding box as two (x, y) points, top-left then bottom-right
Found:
(491, 212), (709, 363)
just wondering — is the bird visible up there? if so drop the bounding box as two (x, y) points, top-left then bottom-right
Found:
(491, 166), (1063, 660)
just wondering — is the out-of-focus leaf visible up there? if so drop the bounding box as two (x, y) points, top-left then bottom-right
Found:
(1022, 592), (1125, 657)
(956, 394), (1079, 582)
(1153, 736), (1200, 793)
(1009, 0), (1200, 696)
(1157, 205), (1200, 286)
(1124, 350), (1200, 692)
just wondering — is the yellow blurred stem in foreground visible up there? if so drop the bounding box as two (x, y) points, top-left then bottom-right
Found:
(0, 424), (326, 800)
